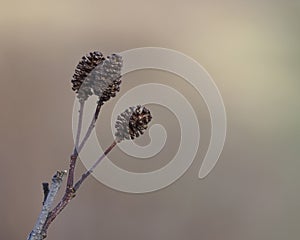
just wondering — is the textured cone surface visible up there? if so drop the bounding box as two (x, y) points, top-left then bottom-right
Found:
(71, 51), (105, 100)
(115, 105), (152, 142)
(71, 52), (123, 102)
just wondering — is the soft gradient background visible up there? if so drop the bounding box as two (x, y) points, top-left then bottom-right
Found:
(0, 1), (299, 239)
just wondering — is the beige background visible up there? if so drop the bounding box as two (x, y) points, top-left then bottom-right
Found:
(0, 0), (299, 239)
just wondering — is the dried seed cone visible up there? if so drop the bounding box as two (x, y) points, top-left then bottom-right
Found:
(115, 105), (152, 142)
(93, 54), (123, 105)
(71, 51), (105, 100)
(71, 52), (123, 102)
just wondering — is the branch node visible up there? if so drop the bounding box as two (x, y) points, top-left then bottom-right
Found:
(42, 183), (49, 205)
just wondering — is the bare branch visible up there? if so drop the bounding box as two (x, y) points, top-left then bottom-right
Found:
(77, 102), (101, 153)
(66, 101), (85, 192)
(73, 140), (117, 192)
(27, 170), (67, 240)
(27, 52), (125, 239)
(42, 183), (49, 205)
(74, 100), (85, 153)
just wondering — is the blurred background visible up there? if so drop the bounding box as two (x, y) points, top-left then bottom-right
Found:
(0, 0), (299, 239)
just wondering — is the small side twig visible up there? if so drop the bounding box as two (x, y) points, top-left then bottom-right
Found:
(73, 140), (117, 192)
(42, 183), (49, 205)
(27, 171), (67, 240)
(41, 140), (116, 233)
(33, 105), (151, 239)
(66, 100), (85, 192)
(73, 105), (152, 192)
(77, 102), (102, 153)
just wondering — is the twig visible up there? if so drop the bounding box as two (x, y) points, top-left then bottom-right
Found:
(40, 101), (102, 235)
(42, 183), (49, 205)
(41, 190), (75, 234)
(77, 102), (102, 153)
(27, 52), (124, 239)
(74, 100), (85, 153)
(73, 140), (117, 192)
(66, 101), (85, 192)
(27, 171), (67, 240)
(41, 141), (117, 234)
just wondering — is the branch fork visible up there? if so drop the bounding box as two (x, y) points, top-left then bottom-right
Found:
(27, 52), (153, 240)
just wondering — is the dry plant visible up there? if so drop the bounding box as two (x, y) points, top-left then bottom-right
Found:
(27, 52), (152, 240)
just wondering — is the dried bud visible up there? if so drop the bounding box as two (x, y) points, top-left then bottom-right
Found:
(71, 52), (123, 102)
(115, 105), (152, 142)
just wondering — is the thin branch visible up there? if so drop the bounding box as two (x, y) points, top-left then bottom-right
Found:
(27, 52), (124, 240)
(66, 101), (85, 192)
(41, 140), (117, 234)
(73, 140), (117, 192)
(27, 171), (67, 240)
(77, 102), (102, 153)
(41, 191), (74, 234)
(40, 101), (102, 235)
(74, 100), (85, 154)
(42, 183), (49, 205)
